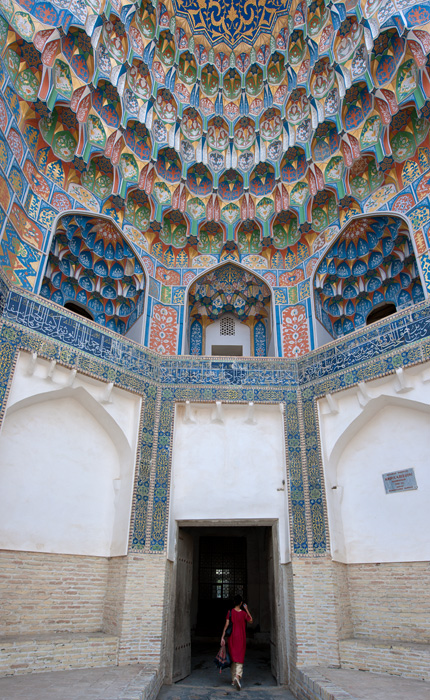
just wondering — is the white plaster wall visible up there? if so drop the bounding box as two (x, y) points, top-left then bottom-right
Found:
(125, 311), (145, 344)
(0, 352), (141, 557)
(205, 315), (251, 356)
(168, 403), (289, 562)
(318, 364), (430, 563)
(315, 318), (334, 348)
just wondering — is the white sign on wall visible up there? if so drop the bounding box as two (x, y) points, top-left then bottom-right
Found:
(382, 468), (418, 494)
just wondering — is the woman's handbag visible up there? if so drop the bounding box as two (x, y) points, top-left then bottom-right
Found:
(225, 609), (233, 638)
(214, 643), (231, 671)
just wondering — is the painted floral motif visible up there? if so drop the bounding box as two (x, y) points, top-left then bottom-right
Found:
(51, 192), (72, 211)
(23, 160), (50, 200)
(9, 202), (43, 249)
(156, 266), (181, 285)
(68, 184), (99, 212)
(0, 96), (7, 131)
(281, 305), (309, 358)
(7, 128), (23, 162)
(149, 304), (178, 354)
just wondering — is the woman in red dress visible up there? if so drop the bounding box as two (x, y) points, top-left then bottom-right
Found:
(221, 594), (253, 690)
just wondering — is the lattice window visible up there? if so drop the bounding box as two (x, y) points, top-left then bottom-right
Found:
(220, 316), (235, 336)
(199, 536), (247, 600)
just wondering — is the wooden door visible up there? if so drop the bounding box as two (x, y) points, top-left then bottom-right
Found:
(267, 528), (278, 680)
(172, 529), (193, 682)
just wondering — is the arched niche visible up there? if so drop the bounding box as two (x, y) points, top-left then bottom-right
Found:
(0, 384), (135, 557)
(185, 262), (275, 357)
(40, 212), (147, 338)
(322, 394), (430, 564)
(311, 213), (426, 346)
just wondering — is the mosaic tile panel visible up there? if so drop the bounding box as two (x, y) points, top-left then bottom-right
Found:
(133, 384), (158, 549)
(0, 1), (430, 359)
(150, 391), (174, 550)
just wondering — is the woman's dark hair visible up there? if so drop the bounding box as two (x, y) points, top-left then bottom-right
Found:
(234, 593), (243, 606)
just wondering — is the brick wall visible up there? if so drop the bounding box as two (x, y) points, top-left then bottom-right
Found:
(347, 561), (430, 643)
(117, 552), (168, 666)
(288, 558), (430, 689)
(0, 550), (109, 635)
(0, 634), (119, 676)
(3, 550), (429, 682)
(339, 638), (430, 681)
(103, 556), (127, 636)
(290, 557), (341, 668)
(0, 549), (169, 680)
(333, 562), (353, 641)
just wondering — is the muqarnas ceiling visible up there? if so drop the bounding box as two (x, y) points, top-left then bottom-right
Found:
(314, 214), (425, 338)
(41, 214), (146, 333)
(0, 0), (430, 281)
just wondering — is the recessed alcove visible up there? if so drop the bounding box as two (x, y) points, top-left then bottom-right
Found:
(313, 214), (425, 346)
(64, 300), (94, 320)
(366, 302), (397, 325)
(186, 263), (274, 356)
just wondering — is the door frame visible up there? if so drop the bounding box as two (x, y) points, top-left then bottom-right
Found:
(165, 519), (289, 686)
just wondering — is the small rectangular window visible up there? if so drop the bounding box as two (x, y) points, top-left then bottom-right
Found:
(211, 345), (243, 356)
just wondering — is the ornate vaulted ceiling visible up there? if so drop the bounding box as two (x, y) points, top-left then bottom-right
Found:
(0, 0), (428, 252)
(0, 0), (430, 355)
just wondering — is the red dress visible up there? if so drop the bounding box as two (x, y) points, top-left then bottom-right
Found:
(227, 608), (252, 663)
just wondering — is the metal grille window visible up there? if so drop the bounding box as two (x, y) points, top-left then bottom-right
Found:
(220, 317), (235, 336)
(199, 536), (247, 600)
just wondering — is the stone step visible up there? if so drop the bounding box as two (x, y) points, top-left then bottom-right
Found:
(340, 637), (430, 682)
(0, 632), (119, 677)
(294, 666), (356, 700)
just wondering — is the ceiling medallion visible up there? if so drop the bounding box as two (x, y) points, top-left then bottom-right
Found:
(172, 0), (291, 49)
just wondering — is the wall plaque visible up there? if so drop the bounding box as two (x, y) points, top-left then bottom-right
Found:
(382, 468), (418, 494)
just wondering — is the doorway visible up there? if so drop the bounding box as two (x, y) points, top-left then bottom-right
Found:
(169, 524), (284, 686)
(196, 535), (247, 636)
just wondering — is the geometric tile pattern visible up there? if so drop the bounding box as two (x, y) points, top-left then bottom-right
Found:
(1, 0), (430, 350)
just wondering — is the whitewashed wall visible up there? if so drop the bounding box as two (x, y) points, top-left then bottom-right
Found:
(205, 315), (251, 356)
(318, 363), (430, 563)
(0, 352), (141, 557)
(168, 402), (289, 562)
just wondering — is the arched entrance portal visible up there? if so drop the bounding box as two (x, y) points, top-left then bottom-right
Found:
(187, 263), (273, 356)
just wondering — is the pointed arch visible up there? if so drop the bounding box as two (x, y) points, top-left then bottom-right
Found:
(323, 392), (430, 563)
(40, 209), (150, 293)
(6, 385), (132, 461)
(182, 260), (278, 356)
(328, 393), (430, 470)
(38, 211), (149, 336)
(0, 383), (135, 556)
(310, 211), (427, 347)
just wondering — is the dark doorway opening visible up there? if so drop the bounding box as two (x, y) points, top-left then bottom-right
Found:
(64, 301), (94, 320)
(196, 535), (247, 636)
(366, 302), (397, 325)
(171, 525), (280, 686)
